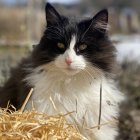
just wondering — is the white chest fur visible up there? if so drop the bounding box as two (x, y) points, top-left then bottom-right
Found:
(25, 66), (123, 140)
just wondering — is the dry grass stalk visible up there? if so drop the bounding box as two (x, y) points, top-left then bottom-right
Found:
(20, 88), (34, 112)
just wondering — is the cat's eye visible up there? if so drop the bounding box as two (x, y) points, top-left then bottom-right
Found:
(79, 44), (87, 51)
(57, 43), (65, 49)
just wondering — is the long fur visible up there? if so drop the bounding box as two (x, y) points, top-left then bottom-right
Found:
(24, 63), (123, 140)
(0, 3), (124, 140)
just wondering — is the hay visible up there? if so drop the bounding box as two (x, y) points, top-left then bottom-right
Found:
(0, 108), (88, 140)
(0, 88), (117, 140)
(0, 89), (88, 140)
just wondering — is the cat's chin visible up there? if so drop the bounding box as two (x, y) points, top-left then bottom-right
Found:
(60, 68), (80, 76)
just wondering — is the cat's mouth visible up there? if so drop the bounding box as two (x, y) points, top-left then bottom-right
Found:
(61, 66), (81, 75)
(66, 66), (76, 71)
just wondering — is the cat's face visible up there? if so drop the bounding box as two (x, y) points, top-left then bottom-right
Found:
(33, 3), (116, 76)
(54, 35), (87, 75)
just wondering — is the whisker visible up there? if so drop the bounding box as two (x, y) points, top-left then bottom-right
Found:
(84, 68), (95, 80)
(81, 70), (92, 82)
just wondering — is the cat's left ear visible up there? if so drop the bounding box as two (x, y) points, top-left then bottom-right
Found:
(92, 9), (108, 33)
(45, 3), (61, 26)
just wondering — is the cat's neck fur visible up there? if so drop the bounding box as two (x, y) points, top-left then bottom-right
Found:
(25, 62), (123, 140)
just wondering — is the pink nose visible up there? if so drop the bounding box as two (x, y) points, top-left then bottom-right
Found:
(65, 57), (72, 65)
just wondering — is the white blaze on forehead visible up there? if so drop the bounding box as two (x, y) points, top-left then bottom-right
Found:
(65, 35), (77, 59)
(69, 35), (76, 50)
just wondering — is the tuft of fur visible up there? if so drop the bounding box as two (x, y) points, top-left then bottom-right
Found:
(0, 3), (124, 140)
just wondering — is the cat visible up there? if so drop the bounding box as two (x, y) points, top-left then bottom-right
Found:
(0, 3), (124, 140)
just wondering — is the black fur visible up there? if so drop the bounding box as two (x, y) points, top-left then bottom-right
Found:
(0, 3), (116, 110)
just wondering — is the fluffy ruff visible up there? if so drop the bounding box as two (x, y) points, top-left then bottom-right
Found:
(24, 62), (124, 140)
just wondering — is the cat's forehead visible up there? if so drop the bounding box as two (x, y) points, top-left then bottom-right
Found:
(63, 18), (78, 31)
(45, 16), (93, 44)
(58, 17), (87, 40)
(60, 16), (83, 30)
(48, 18), (78, 42)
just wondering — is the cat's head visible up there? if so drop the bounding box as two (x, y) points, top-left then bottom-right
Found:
(33, 3), (116, 77)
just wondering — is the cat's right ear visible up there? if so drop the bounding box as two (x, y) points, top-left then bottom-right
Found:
(45, 3), (61, 27)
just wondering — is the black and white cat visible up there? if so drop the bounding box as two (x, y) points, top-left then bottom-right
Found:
(0, 3), (124, 140)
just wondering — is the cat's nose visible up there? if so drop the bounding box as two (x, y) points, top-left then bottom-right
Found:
(65, 57), (72, 65)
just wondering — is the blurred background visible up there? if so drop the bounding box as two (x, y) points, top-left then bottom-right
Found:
(0, 0), (140, 139)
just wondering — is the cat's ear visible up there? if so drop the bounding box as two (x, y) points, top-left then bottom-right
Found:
(92, 9), (108, 33)
(45, 3), (61, 26)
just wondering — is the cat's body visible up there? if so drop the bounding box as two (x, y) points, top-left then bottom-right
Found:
(0, 3), (124, 140)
